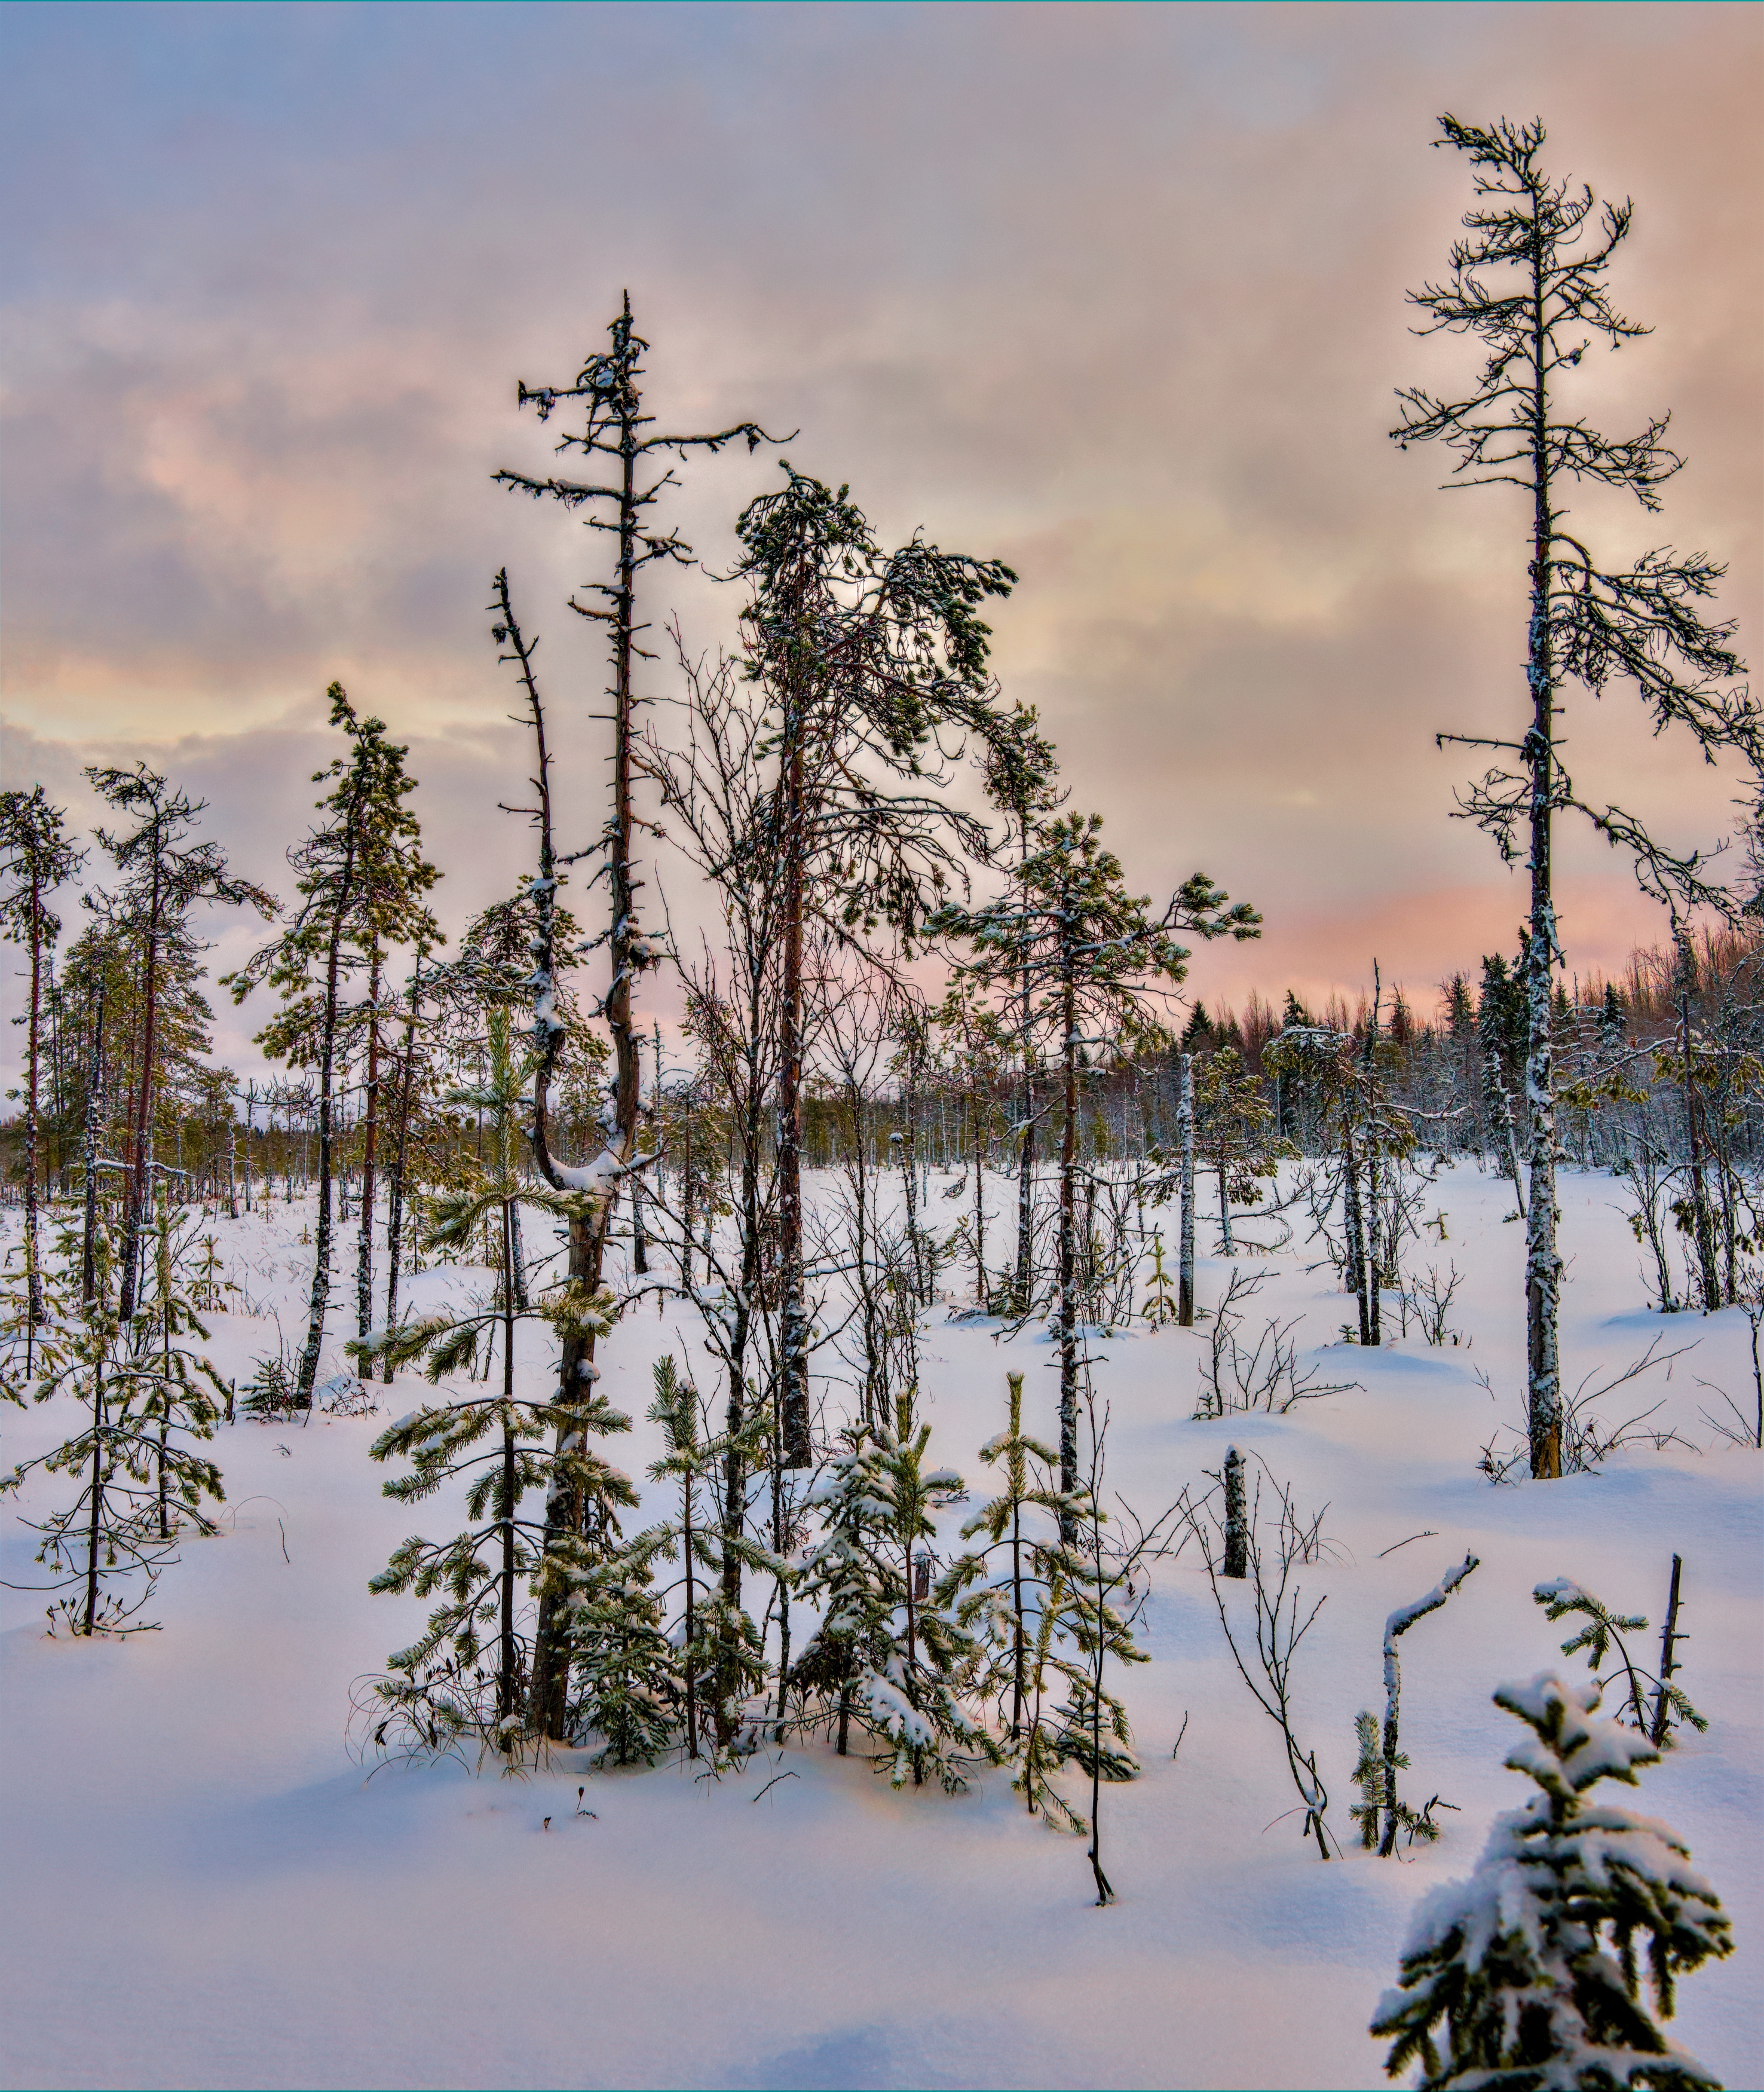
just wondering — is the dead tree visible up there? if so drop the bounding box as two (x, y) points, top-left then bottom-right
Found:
(1396, 115), (1756, 1478)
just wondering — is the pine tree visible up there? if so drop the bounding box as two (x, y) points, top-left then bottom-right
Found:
(935, 812), (1257, 1515)
(977, 704), (1064, 1319)
(794, 1393), (994, 1790)
(3, 1215), (225, 1635)
(87, 764), (274, 1323)
(1193, 1042), (1285, 1256)
(361, 1010), (626, 1758)
(940, 1372), (1144, 1836)
(640, 1353), (773, 1760)
(226, 687), (439, 1407)
(1372, 1671), (1732, 2090)
(732, 467), (1018, 1466)
(1396, 115), (1756, 1479)
(0, 788), (85, 1376)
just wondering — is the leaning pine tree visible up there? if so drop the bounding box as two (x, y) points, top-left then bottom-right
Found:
(1395, 115), (1756, 1478)
(1372, 1671), (1732, 2091)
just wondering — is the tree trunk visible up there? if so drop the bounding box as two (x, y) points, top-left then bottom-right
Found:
(498, 1193), (519, 1746)
(1177, 1053), (1195, 1327)
(118, 840), (164, 1323)
(1523, 228), (1563, 1481)
(22, 873), (45, 1370)
(971, 1083), (987, 1308)
(1343, 1121), (1373, 1348)
(777, 662), (811, 1467)
(79, 984), (106, 1310)
(82, 1363), (106, 1636)
(382, 964), (422, 1384)
(1057, 925), (1079, 1526)
(355, 941), (381, 1378)
(296, 824), (360, 1408)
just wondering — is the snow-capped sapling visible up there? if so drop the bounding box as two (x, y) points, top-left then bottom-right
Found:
(1372, 1672), (1732, 2090)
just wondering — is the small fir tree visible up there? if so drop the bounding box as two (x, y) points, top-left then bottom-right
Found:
(3, 1217), (225, 1634)
(638, 1353), (774, 1760)
(794, 1393), (994, 1790)
(1372, 1672), (1732, 2091)
(939, 1370), (1143, 1840)
(361, 1013), (631, 1759)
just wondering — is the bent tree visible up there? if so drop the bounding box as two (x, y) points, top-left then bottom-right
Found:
(1396, 115), (1756, 1478)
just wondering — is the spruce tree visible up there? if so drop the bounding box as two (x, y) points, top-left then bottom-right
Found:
(1396, 115), (1756, 1478)
(1372, 1672), (1732, 2090)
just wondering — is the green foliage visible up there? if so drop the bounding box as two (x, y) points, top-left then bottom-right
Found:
(939, 1372), (1144, 1831)
(2, 1218), (225, 1635)
(1373, 1672), (1732, 2091)
(634, 1354), (774, 1761)
(794, 1393), (996, 1791)
(1194, 1042), (1290, 1210)
(1533, 1579), (1706, 1745)
(1352, 1708), (1388, 1849)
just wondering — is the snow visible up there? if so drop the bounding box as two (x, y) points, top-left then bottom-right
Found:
(2, 1160), (1758, 2090)
(549, 1151), (621, 1193)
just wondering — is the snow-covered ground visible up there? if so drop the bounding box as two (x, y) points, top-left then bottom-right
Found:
(2, 1161), (1758, 2091)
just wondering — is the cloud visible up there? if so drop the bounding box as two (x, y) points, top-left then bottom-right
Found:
(1, 1), (1758, 1076)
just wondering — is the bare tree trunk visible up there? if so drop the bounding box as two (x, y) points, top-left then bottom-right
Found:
(1677, 943), (1721, 1311)
(382, 963), (422, 1383)
(79, 984), (106, 1310)
(22, 873), (44, 1371)
(118, 845), (164, 1323)
(1177, 1053), (1196, 1328)
(971, 1082), (987, 1308)
(355, 941), (381, 1379)
(1523, 247), (1563, 1479)
(1057, 929), (1079, 1526)
(498, 1192), (519, 1746)
(1343, 1120), (1373, 1348)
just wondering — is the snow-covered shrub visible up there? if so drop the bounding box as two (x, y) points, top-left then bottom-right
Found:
(1372, 1671), (1732, 2090)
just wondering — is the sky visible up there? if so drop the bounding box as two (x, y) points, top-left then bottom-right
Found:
(1, 1), (1759, 1079)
